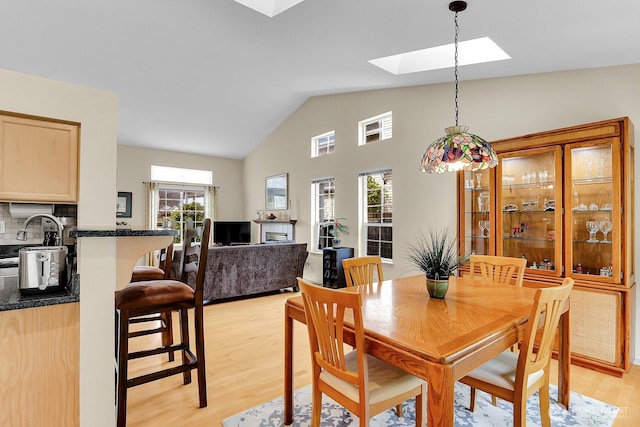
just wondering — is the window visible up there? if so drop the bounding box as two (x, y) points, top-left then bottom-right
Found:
(151, 165), (212, 185)
(311, 177), (335, 250)
(311, 131), (335, 158)
(358, 112), (392, 145)
(150, 166), (213, 246)
(360, 169), (393, 260)
(157, 186), (207, 245)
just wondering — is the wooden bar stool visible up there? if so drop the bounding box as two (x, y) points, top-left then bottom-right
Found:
(115, 219), (211, 427)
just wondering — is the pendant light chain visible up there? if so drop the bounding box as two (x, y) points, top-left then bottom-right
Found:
(454, 11), (459, 127)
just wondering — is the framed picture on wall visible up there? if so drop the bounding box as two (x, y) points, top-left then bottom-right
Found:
(265, 173), (288, 210)
(116, 191), (132, 218)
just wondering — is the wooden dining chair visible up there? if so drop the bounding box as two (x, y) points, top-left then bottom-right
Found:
(298, 277), (426, 427)
(342, 256), (383, 288)
(469, 254), (526, 287)
(341, 256), (399, 410)
(458, 277), (574, 427)
(115, 218), (211, 427)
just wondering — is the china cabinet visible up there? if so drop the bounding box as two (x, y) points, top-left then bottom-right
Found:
(457, 117), (634, 376)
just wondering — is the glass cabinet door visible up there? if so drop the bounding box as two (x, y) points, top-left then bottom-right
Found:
(460, 170), (493, 256)
(565, 139), (621, 282)
(497, 147), (563, 275)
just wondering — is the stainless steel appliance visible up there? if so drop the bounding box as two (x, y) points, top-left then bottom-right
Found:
(18, 246), (68, 292)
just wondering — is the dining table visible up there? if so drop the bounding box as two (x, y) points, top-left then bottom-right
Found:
(284, 274), (571, 426)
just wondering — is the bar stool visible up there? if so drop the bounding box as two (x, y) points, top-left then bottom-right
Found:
(115, 218), (211, 427)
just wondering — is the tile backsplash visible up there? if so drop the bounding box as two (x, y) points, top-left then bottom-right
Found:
(0, 203), (77, 245)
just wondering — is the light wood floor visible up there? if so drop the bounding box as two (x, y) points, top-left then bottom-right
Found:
(125, 290), (640, 426)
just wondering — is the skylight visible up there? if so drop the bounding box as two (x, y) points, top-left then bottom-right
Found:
(369, 37), (510, 75)
(234, 0), (304, 17)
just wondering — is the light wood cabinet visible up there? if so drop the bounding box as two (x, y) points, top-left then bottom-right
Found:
(457, 117), (634, 376)
(0, 303), (79, 426)
(0, 112), (80, 203)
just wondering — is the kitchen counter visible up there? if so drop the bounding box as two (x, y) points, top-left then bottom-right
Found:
(0, 273), (79, 311)
(73, 228), (178, 237)
(74, 228), (178, 290)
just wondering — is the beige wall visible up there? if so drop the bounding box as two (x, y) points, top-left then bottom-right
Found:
(0, 69), (118, 425)
(243, 64), (640, 363)
(116, 145), (245, 228)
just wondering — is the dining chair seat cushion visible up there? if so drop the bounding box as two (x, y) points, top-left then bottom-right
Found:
(319, 350), (425, 404)
(465, 351), (544, 391)
(116, 280), (194, 310)
(131, 266), (165, 282)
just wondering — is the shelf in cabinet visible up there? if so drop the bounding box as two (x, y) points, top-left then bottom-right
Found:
(572, 177), (612, 185)
(502, 209), (555, 214)
(464, 185), (489, 191)
(572, 239), (612, 245)
(502, 236), (556, 244)
(571, 209), (612, 213)
(500, 181), (555, 190)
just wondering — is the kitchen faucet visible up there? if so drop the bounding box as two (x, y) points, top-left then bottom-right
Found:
(16, 214), (65, 246)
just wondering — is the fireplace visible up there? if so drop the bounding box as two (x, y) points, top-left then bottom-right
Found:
(265, 231), (289, 242)
(259, 221), (294, 242)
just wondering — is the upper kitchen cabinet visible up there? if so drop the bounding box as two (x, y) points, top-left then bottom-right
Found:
(457, 117), (635, 376)
(0, 112), (80, 203)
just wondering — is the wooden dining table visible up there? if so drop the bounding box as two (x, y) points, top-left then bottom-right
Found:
(284, 274), (571, 426)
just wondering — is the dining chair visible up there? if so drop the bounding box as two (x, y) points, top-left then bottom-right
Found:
(469, 254), (526, 287)
(341, 255), (399, 413)
(297, 277), (426, 427)
(115, 218), (211, 427)
(342, 256), (383, 288)
(458, 277), (574, 427)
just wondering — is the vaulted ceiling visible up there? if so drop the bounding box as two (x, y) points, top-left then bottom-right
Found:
(3, 0), (640, 158)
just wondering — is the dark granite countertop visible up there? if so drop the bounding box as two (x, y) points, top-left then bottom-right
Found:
(0, 274), (79, 312)
(74, 228), (178, 238)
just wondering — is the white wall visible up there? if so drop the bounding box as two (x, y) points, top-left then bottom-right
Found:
(243, 64), (640, 364)
(117, 145), (245, 227)
(0, 69), (118, 425)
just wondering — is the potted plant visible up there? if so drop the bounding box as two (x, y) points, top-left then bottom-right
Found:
(323, 218), (349, 248)
(405, 228), (466, 298)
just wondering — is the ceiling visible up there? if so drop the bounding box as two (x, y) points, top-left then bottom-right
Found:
(2, 0), (640, 159)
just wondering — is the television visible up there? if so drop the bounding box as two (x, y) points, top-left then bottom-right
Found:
(213, 221), (252, 245)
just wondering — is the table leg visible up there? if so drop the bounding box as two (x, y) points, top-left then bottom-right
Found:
(284, 304), (294, 425)
(427, 364), (455, 427)
(557, 307), (571, 408)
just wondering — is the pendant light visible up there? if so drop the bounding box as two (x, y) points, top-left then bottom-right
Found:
(420, 1), (498, 174)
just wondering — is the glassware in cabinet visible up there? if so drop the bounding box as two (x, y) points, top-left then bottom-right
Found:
(496, 146), (563, 275)
(565, 140), (620, 282)
(460, 170), (492, 256)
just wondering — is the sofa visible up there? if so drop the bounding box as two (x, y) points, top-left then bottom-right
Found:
(173, 242), (308, 302)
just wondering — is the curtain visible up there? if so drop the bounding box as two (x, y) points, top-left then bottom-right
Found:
(145, 181), (160, 265)
(204, 185), (217, 245)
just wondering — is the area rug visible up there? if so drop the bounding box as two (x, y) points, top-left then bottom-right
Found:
(222, 383), (618, 426)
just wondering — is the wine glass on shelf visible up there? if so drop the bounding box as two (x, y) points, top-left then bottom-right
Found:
(599, 220), (612, 243)
(478, 220), (489, 238)
(476, 173), (483, 189)
(586, 220), (599, 243)
(483, 220), (490, 238)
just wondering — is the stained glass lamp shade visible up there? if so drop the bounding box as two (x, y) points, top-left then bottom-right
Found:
(420, 125), (498, 173)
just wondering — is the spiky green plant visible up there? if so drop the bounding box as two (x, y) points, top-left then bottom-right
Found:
(405, 228), (465, 280)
